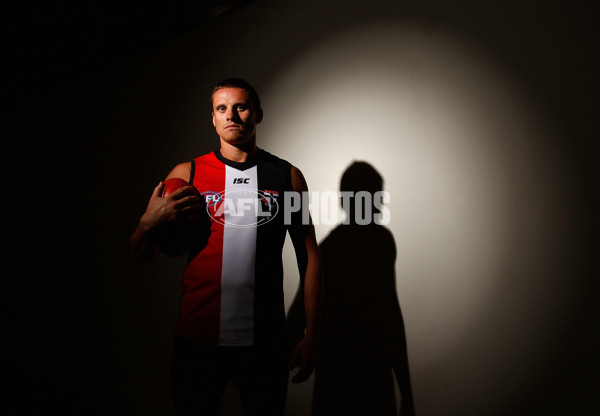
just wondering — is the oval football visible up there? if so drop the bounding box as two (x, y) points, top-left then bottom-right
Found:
(162, 178), (191, 197)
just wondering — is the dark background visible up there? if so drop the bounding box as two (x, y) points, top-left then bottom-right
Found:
(3, 0), (598, 414)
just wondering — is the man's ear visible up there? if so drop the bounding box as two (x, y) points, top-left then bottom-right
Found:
(212, 112), (216, 127)
(256, 108), (263, 124)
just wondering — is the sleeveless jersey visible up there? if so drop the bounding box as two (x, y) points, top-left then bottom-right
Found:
(175, 149), (295, 347)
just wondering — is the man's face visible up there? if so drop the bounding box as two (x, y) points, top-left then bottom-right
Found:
(212, 87), (262, 146)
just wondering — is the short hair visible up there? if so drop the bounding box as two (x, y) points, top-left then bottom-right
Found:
(211, 78), (261, 111)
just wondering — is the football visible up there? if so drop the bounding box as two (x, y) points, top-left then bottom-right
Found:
(156, 178), (209, 256)
(162, 177), (192, 197)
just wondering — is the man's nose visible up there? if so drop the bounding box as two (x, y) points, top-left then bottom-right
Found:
(226, 108), (240, 121)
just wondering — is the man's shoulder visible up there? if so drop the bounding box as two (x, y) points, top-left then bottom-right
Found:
(192, 150), (220, 167)
(194, 150), (218, 161)
(258, 148), (291, 167)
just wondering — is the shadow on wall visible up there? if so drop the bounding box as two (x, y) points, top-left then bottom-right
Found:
(288, 161), (415, 415)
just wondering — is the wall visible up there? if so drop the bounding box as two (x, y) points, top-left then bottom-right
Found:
(5, 0), (598, 415)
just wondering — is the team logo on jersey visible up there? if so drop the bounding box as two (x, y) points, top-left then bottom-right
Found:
(203, 189), (279, 228)
(261, 189), (279, 206)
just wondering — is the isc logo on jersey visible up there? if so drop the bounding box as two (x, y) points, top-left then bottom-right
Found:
(201, 190), (279, 228)
(233, 178), (250, 184)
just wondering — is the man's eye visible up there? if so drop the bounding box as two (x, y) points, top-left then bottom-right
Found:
(236, 105), (247, 111)
(217, 106), (226, 112)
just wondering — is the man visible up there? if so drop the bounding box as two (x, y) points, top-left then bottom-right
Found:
(130, 78), (323, 415)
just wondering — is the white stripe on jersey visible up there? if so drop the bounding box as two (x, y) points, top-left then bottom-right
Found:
(219, 165), (258, 346)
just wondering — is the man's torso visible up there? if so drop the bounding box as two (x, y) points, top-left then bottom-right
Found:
(176, 149), (293, 348)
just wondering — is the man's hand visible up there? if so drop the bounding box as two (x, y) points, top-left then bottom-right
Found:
(289, 335), (317, 383)
(130, 181), (202, 262)
(139, 181), (202, 231)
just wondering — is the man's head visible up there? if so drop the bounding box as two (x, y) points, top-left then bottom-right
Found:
(211, 78), (263, 147)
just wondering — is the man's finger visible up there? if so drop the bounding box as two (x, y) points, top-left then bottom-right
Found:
(291, 362), (313, 383)
(173, 194), (201, 208)
(289, 348), (300, 371)
(151, 181), (165, 199)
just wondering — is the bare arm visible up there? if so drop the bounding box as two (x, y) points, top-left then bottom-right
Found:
(288, 166), (324, 383)
(129, 162), (200, 262)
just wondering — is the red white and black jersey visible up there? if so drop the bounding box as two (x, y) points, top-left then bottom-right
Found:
(176, 149), (296, 347)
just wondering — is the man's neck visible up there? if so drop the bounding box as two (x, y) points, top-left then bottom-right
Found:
(219, 139), (258, 163)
